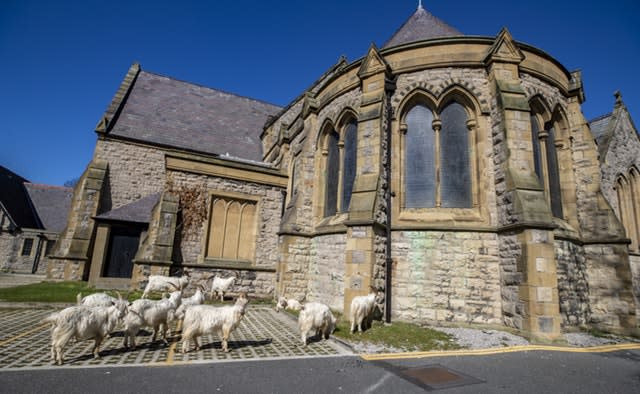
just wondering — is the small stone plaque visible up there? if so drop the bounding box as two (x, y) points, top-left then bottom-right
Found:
(535, 257), (546, 272)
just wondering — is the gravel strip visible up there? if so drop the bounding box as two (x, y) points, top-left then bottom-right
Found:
(348, 326), (640, 354)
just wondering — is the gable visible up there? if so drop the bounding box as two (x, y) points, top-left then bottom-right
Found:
(0, 166), (40, 229)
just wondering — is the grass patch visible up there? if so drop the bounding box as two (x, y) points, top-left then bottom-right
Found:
(0, 281), (124, 303)
(286, 309), (460, 352)
(333, 318), (461, 352)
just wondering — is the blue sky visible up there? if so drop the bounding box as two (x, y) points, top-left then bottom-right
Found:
(1, 0), (638, 186)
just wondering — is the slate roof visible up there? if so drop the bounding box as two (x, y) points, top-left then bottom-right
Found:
(590, 113), (612, 144)
(24, 184), (73, 232)
(0, 166), (40, 229)
(105, 69), (282, 162)
(383, 5), (462, 49)
(94, 193), (160, 224)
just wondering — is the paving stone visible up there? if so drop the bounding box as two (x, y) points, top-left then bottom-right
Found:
(0, 305), (351, 370)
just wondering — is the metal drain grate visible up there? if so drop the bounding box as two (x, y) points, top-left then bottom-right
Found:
(373, 362), (484, 391)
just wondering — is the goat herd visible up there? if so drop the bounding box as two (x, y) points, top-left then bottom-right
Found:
(42, 272), (384, 365)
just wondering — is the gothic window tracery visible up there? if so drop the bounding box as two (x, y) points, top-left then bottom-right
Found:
(401, 99), (472, 209)
(322, 116), (358, 218)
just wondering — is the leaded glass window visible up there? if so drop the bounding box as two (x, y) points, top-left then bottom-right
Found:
(342, 121), (357, 211)
(324, 130), (340, 217)
(440, 102), (471, 208)
(546, 126), (563, 218)
(405, 104), (436, 208)
(530, 115), (543, 182)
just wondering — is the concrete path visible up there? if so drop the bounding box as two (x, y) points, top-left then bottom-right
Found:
(0, 305), (352, 370)
(0, 273), (46, 288)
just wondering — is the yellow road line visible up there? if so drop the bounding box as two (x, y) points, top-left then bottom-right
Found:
(165, 321), (182, 365)
(360, 343), (640, 361)
(0, 323), (49, 347)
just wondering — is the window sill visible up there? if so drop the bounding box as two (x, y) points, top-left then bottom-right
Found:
(183, 259), (276, 272)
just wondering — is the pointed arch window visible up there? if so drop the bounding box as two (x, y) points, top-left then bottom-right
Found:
(402, 100), (472, 209)
(440, 102), (472, 208)
(530, 113), (563, 218)
(616, 170), (640, 251)
(342, 120), (358, 211)
(405, 104), (436, 208)
(324, 129), (340, 217)
(322, 118), (358, 218)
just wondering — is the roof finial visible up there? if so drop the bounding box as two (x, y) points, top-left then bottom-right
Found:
(614, 90), (623, 108)
(418, 0), (423, 9)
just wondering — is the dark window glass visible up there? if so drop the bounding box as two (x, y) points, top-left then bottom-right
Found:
(530, 115), (543, 182)
(405, 105), (436, 208)
(21, 238), (33, 256)
(45, 240), (55, 256)
(342, 121), (358, 211)
(440, 102), (471, 208)
(324, 130), (340, 217)
(546, 126), (563, 218)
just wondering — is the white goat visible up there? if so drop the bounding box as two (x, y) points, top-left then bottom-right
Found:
(181, 293), (249, 353)
(275, 297), (303, 312)
(141, 273), (190, 298)
(172, 285), (207, 322)
(297, 302), (337, 346)
(42, 301), (128, 365)
(209, 272), (239, 301)
(350, 288), (384, 333)
(123, 290), (182, 349)
(77, 292), (126, 308)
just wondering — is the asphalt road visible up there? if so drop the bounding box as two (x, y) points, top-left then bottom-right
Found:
(1, 349), (639, 393)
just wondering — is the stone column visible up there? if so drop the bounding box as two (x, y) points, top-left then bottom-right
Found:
(131, 192), (179, 289)
(343, 44), (393, 316)
(47, 160), (108, 281)
(485, 29), (561, 341)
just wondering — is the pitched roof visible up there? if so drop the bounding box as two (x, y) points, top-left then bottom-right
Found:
(589, 114), (612, 144)
(105, 69), (282, 161)
(23, 184), (73, 233)
(0, 166), (40, 229)
(94, 193), (160, 224)
(383, 5), (462, 49)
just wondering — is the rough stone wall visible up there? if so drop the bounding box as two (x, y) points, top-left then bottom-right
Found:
(278, 236), (312, 300)
(287, 131), (316, 234)
(598, 108), (640, 215)
(391, 230), (502, 325)
(165, 170), (284, 296)
(498, 232), (524, 329)
(585, 244), (636, 331)
(0, 232), (21, 271)
(307, 233), (347, 311)
(263, 101), (303, 166)
(520, 74), (568, 116)
(93, 139), (166, 210)
(555, 239), (590, 326)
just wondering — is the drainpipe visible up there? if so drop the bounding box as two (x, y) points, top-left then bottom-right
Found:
(384, 94), (393, 324)
(32, 233), (45, 274)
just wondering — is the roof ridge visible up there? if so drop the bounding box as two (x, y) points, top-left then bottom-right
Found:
(141, 69), (283, 109)
(589, 113), (612, 124)
(24, 183), (73, 191)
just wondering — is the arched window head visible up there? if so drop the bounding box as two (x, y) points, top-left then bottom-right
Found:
(529, 101), (564, 219)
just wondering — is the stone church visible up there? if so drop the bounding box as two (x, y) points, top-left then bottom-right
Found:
(47, 5), (640, 341)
